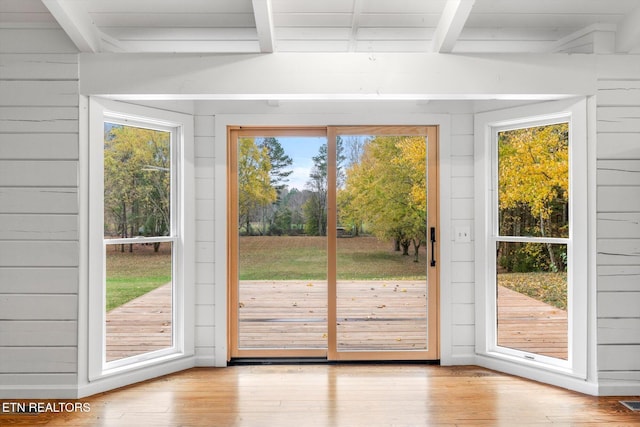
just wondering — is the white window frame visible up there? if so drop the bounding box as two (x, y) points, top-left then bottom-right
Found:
(475, 98), (588, 379)
(88, 98), (194, 380)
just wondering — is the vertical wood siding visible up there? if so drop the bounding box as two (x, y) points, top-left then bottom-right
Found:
(596, 78), (640, 384)
(193, 115), (216, 364)
(0, 27), (79, 388)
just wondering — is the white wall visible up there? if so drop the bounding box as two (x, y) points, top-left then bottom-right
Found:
(193, 114), (217, 365)
(595, 73), (640, 394)
(448, 114), (476, 363)
(0, 26), (80, 395)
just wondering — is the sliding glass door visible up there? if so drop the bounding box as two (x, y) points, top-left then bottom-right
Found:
(228, 126), (439, 361)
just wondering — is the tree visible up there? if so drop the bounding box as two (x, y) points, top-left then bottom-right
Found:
(304, 137), (346, 236)
(339, 135), (427, 262)
(258, 137), (293, 192)
(281, 188), (312, 234)
(237, 137), (277, 235)
(497, 123), (569, 272)
(338, 136), (368, 236)
(257, 137), (293, 234)
(343, 136), (367, 169)
(104, 124), (171, 252)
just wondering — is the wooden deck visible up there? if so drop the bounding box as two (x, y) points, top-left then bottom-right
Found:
(106, 281), (567, 360)
(106, 283), (172, 362)
(239, 280), (429, 351)
(497, 285), (568, 360)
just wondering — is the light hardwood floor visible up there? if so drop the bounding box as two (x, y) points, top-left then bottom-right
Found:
(1, 365), (638, 426)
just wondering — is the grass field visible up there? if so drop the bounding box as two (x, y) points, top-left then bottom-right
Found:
(239, 235), (428, 280)
(103, 236), (567, 312)
(498, 271), (567, 310)
(105, 243), (172, 312)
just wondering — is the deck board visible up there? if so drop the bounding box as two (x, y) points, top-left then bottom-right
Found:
(497, 285), (568, 359)
(105, 281), (567, 360)
(106, 283), (173, 362)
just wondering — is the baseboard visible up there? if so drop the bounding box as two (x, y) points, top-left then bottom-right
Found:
(598, 381), (640, 396)
(194, 355), (216, 367)
(1, 357), (199, 399)
(77, 356), (196, 398)
(476, 354), (599, 396)
(0, 385), (79, 400)
(441, 354), (477, 366)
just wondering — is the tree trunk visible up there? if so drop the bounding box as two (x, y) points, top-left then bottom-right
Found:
(120, 201), (127, 252)
(412, 239), (421, 263)
(540, 213), (557, 271)
(129, 223), (134, 252)
(401, 240), (410, 256)
(262, 206), (267, 236)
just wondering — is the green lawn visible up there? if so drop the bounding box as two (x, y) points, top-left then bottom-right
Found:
(103, 237), (567, 312)
(105, 243), (172, 312)
(498, 271), (567, 310)
(239, 235), (428, 281)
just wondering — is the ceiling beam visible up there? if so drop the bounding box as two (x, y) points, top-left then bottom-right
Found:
(252, 0), (275, 53)
(42, 0), (103, 53)
(616, 4), (640, 53)
(348, 0), (364, 52)
(431, 0), (475, 53)
(80, 53), (598, 99)
(550, 23), (616, 54)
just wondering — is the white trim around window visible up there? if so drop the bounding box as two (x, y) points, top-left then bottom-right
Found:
(88, 98), (195, 381)
(474, 98), (588, 382)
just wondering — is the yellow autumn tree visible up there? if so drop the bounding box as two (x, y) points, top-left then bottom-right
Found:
(104, 125), (171, 251)
(339, 135), (427, 262)
(498, 123), (569, 271)
(238, 137), (277, 235)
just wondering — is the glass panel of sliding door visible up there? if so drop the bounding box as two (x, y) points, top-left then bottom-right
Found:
(328, 126), (439, 360)
(230, 128), (329, 357)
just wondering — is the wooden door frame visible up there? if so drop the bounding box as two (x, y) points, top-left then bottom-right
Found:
(227, 125), (439, 361)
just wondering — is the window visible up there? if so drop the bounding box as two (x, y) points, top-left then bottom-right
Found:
(475, 99), (587, 377)
(89, 99), (194, 379)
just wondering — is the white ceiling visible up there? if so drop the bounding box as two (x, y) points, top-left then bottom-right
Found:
(2, 0), (639, 54)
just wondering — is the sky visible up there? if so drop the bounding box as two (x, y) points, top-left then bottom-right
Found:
(275, 137), (326, 191)
(272, 135), (372, 190)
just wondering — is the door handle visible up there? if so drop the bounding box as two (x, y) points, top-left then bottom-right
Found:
(430, 227), (436, 267)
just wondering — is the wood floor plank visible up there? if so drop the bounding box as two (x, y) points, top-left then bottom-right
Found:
(1, 366), (638, 426)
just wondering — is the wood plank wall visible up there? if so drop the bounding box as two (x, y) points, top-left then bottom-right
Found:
(0, 26), (79, 388)
(193, 114), (216, 364)
(449, 114), (476, 361)
(596, 78), (640, 384)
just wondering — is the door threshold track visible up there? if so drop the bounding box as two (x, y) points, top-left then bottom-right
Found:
(229, 358), (328, 366)
(229, 358), (441, 366)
